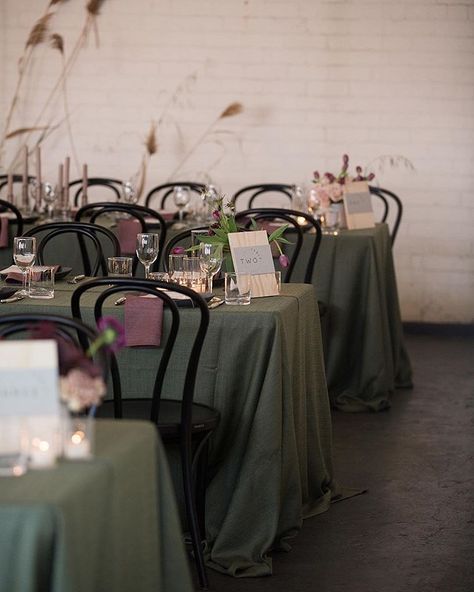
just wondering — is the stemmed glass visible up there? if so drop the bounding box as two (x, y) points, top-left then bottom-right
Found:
(136, 233), (159, 279)
(42, 182), (56, 221)
(198, 243), (223, 293)
(13, 237), (36, 296)
(173, 186), (190, 227)
(122, 181), (137, 205)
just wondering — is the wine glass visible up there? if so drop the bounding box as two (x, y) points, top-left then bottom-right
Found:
(122, 181), (138, 205)
(42, 182), (56, 221)
(13, 237), (36, 296)
(173, 186), (190, 227)
(136, 233), (159, 279)
(198, 243), (223, 293)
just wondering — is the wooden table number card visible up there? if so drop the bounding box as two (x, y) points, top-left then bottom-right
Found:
(343, 181), (375, 230)
(228, 230), (279, 297)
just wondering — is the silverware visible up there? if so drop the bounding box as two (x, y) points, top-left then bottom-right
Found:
(0, 293), (26, 304)
(208, 298), (224, 309)
(67, 274), (86, 285)
(114, 296), (127, 306)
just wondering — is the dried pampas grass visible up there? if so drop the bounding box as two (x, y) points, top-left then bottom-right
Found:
(87, 0), (106, 16)
(26, 13), (53, 48)
(50, 33), (64, 54)
(145, 122), (158, 156)
(6, 126), (49, 139)
(220, 102), (244, 119)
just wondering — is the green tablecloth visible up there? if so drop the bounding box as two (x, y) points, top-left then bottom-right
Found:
(0, 420), (193, 592)
(0, 281), (336, 577)
(291, 223), (412, 412)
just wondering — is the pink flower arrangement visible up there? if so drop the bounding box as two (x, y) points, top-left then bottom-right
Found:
(312, 154), (375, 207)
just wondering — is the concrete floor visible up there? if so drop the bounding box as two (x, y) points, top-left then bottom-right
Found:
(207, 333), (474, 592)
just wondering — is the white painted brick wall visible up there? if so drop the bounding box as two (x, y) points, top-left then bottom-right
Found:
(1, 0), (473, 323)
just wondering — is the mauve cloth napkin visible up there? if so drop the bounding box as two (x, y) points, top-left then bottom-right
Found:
(118, 218), (141, 254)
(0, 216), (8, 248)
(4, 265), (59, 284)
(124, 295), (163, 347)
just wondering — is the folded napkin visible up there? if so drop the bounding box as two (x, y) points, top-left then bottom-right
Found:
(0, 216), (9, 248)
(118, 218), (141, 254)
(2, 265), (60, 284)
(156, 210), (175, 222)
(124, 295), (163, 347)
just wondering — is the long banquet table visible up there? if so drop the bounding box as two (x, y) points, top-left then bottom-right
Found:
(0, 420), (193, 592)
(0, 280), (336, 577)
(291, 223), (413, 412)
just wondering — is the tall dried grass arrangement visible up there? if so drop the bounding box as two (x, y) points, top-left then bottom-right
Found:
(25, 13), (53, 48)
(167, 101), (244, 180)
(145, 122), (158, 156)
(50, 33), (64, 54)
(86, 0), (106, 16)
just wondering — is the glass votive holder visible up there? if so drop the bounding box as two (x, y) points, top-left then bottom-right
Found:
(224, 272), (252, 305)
(27, 417), (61, 469)
(107, 256), (133, 277)
(183, 256), (207, 293)
(0, 417), (29, 477)
(63, 414), (94, 460)
(148, 272), (170, 282)
(28, 266), (55, 299)
(168, 254), (186, 285)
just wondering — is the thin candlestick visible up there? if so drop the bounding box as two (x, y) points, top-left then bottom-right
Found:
(82, 164), (88, 207)
(64, 156), (70, 208)
(22, 146), (28, 210)
(35, 146), (42, 210)
(58, 163), (64, 208)
(6, 173), (13, 204)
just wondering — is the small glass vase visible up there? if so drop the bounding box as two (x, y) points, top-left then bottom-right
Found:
(62, 409), (94, 460)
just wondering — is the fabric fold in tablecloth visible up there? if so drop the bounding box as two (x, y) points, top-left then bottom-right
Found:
(124, 295), (163, 347)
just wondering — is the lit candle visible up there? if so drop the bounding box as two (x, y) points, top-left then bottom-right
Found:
(35, 145), (42, 209)
(58, 163), (63, 208)
(82, 163), (88, 206)
(29, 436), (56, 469)
(64, 428), (91, 459)
(64, 156), (70, 207)
(6, 173), (13, 203)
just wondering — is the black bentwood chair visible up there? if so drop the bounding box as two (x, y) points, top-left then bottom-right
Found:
(0, 198), (24, 238)
(235, 208), (322, 284)
(68, 177), (124, 207)
(145, 182), (206, 210)
(231, 184), (294, 210)
(75, 202), (167, 271)
(23, 222), (120, 277)
(71, 277), (219, 590)
(369, 185), (403, 245)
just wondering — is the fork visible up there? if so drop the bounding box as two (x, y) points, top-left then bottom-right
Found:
(67, 274), (86, 285)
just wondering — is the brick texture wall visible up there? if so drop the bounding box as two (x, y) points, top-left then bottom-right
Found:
(1, 0), (473, 322)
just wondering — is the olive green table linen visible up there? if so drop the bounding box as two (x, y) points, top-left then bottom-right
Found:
(0, 420), (193, 592)
(1, 281), (336, 577)
(291, 223), (413, 412)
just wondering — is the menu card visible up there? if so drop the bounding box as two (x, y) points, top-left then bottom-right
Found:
(343, 181), (375, 229)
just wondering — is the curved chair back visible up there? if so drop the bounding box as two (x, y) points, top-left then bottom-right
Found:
(231, 184), (294, 210)
(369, 185), (403, 245)
(162, 226), (209, 272)
(68, 177), (123, 207)
(23, 221), (120, 276)
(75, 202), (167, 269)
(0, 174), (36, 195)
(145, 182), (206, 210)
(0, 312), (109, 389)
(71, 277), (209, 425)
(235, 208), (321, 283)
(0, 198), (24, 238)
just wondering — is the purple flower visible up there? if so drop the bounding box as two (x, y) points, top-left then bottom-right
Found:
(97, 316), (126, 353)
(171, 246), (185, 255)
(212, 209), (221, 221)
(279, 254), (289, 268)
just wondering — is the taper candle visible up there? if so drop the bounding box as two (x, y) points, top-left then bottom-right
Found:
(82, 164), (88, 206)
(64, 156), (70, 207)
(22, 146), (29, 209)
(6, 173), (13, 203)
(35, 146), (42, 209)
(58, 163), (64, 208)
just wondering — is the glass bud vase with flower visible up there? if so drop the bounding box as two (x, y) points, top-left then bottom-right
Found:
(32, 317), (125, 460)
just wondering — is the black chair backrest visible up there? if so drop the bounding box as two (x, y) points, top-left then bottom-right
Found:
(70, 277), (209, 429)
(0, 312), (109, 390)
(145, 182), (206, 210)
(231, 184), (294, 210)
(68, 177), (123, 207)
(23, 221), (120, 276)
(75, 202), (167, 269)
(0, 198), (24, 237)
(235, 208), (322, 283)
(162, 226), (209, 272)
(369, 185), (403, 245)
(0, 174), (36, 194)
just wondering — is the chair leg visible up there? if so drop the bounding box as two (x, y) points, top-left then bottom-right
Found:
(195, 439), (209, 541)
(181, 440), (209, 590)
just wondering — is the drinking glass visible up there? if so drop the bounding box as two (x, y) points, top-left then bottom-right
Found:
(168, 254), (185, 284)
(198, 243), (223, 293)
(183, 256), (207, 293)
(136, 233), (159, 279)
(13, 237), (36, 296)
(107, 256), (133, 277)
(121, 181), (137, 205)
(173, 186), (190, 225)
